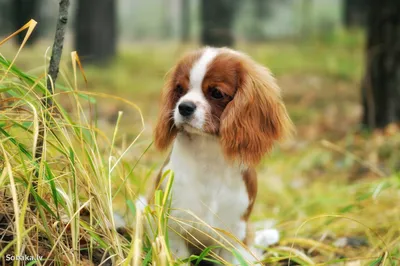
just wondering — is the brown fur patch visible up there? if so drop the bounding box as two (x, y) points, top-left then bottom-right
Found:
(219, 52), (294, 166)
(241, 168), (257, 244)
(241, 168), (257, 221)
(202, 52), (241, 135)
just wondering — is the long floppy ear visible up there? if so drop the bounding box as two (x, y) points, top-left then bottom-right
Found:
(154, 68), (178, 151)
(220, 57), (293, 166)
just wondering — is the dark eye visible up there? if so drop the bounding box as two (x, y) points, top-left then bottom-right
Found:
(176, 84), (184, 95)
(210, 87), (224, 99)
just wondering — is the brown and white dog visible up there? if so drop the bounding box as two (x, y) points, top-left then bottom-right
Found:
(150, 47), (293, 264)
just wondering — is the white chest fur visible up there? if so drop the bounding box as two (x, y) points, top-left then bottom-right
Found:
(162, 133), (249, 244)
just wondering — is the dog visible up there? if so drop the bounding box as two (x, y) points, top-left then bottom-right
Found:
(150, 47), (293, 265)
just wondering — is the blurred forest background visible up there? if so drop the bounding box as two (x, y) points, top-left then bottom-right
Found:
(0, 0), (347, 42)
(1, 0), (398, 130)
(1, 0), (400, 264)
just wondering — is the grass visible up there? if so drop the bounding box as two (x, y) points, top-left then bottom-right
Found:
(0, 29), (400, 265)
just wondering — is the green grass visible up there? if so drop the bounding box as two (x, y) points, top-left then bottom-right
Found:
(1, 30), (400, 265)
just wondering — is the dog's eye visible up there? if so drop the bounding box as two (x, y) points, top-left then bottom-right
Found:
(176, 85), (184, 95)
(210, 87), (224, 99)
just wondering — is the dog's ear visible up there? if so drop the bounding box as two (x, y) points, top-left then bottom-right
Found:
(220, 56), (293, 166)
(154, 68), (179, 151)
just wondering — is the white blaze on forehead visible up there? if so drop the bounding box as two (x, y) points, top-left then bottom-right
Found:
(189, 47), (219, 91)
(174, 47), (219, 130)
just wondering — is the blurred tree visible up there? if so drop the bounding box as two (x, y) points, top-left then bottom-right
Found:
(249, 0), (270, 41)
(161, 0), (173, 39)
(75, 0), (116, 64)
(13, 0), (40, 45)
(0, 0), (11, 35)
(362, 0), (400, 129)
(201, 0), (237, 47)
(301, 0), (313, 38)
(343, 0), (367, 28)
(181, 0), (190, 42)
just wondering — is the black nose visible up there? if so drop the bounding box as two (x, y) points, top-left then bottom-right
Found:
(178, 101), (196, 117)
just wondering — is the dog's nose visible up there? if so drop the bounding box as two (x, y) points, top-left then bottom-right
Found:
(178, 101), (196, 117)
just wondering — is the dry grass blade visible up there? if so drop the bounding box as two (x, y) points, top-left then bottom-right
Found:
(0, 19), (37, 81)
(321, 139), (386, 177)
(0, 142), (22, 257)
(290, 214), (391, 264)
(280, 237), (342, 255)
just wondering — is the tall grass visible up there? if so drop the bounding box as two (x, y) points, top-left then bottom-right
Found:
(1, 44), (145, 265)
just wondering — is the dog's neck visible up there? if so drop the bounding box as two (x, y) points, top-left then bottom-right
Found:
(170, 132), (246, 171)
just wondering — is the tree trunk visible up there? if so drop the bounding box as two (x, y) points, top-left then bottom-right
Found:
(13, 0), (40, 45)
(254, 0), (268, 19)
(301, 0), (313, 38)
(201, 0), (237, 47)
(0, 1), (11, 35)
(250, 0), (269, 41)
(181, 0), (191, 43)
(161, 0), (173, 39)
(75, 0), (116, 65)
(343, 0), (367, 28)
(362, 0), (400, 129)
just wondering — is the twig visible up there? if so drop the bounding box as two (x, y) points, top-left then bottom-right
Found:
(31, 0), (70, 206)
(46, 0), (70, 98)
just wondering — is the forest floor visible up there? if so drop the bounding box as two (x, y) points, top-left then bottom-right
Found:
(1, 33), (399, 265)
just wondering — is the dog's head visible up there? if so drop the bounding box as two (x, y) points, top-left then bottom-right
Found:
(154, 47), (293, 166)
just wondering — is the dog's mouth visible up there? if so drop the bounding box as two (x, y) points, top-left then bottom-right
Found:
(177, 123), (209, 136)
